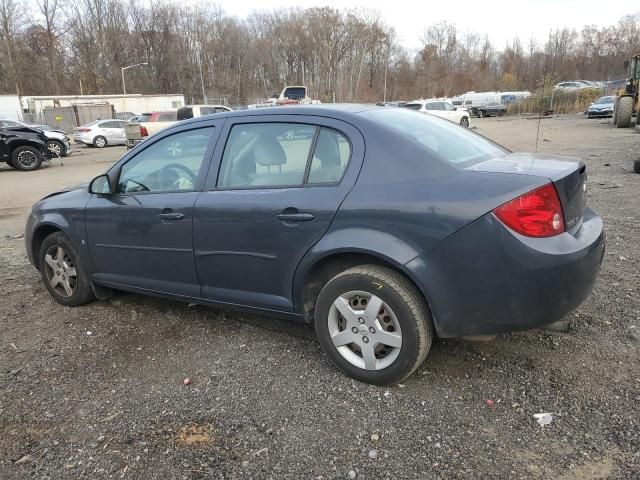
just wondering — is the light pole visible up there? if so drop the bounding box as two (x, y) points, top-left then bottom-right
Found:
(121, 62), (148, 95)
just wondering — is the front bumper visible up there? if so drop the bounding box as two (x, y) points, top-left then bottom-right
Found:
(405, 208), (605, 337)
(587, 109), (613, 117)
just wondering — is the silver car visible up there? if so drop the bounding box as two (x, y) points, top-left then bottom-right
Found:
(73, 120), (128, 148)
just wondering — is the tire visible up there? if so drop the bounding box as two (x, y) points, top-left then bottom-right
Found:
(38, 232), (95, 307)
(616, 96), (633, 128)
(613, 98), (619, 124)
(314, 265), (434, 385)
(46, 140), (65, 158)
(478, 110), (485, 118)
(11, 146), (43, 171)
(93, 136), (107, 148)
(460, 116), (470, 128)
(634, 160), (640, 174)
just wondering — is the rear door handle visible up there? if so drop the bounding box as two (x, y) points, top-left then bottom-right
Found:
(276, 212), (315, 222)
(158, 212), (184, 220)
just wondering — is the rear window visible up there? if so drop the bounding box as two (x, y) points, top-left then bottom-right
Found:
(137, 114), (151, 122)
(157, 112), (177, 122)
(402, 103), (422, 111)
(365, 108), (507, 167)
(177, 107), (193, 120)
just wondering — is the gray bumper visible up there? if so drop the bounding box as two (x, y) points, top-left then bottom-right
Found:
(405, 208), (605, 337)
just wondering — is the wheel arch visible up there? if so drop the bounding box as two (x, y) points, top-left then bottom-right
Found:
(31, 223), (64, 270)
(294, 249), (434, 324)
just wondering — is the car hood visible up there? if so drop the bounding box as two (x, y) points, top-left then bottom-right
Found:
(40, 182), (89, 200)
(588, 103), (614, 110)
(466, 152), (583, 181)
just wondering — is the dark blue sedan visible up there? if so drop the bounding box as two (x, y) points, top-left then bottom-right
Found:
(25, 105), (605, 385)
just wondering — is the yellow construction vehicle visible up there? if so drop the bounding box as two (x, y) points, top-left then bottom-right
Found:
(614, 54), (639, 129)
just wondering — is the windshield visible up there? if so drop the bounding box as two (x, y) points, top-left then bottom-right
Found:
(365, 108), (507, 167)
(595, 96), (615, 104)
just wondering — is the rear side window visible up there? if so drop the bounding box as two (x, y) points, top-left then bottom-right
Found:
(218, 123), (315, 188)
(157, 113), (177, 122)
(217, 123), (352, 189)
(366, 108), (506, 167)
(307, 129), (350, 184)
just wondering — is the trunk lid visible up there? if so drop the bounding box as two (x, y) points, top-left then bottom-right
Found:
(467, 152), (588, 234)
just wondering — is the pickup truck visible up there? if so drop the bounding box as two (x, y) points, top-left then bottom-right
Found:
(125, 111), (177, 149)
(125, 106), (231, 148)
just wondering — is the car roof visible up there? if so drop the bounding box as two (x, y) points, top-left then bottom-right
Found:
(175, 103), (384, 127)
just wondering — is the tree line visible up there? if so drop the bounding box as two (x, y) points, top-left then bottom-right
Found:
(1, 0), (639, 105)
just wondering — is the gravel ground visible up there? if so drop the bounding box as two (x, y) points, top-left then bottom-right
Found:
(0, 116), (639, 479)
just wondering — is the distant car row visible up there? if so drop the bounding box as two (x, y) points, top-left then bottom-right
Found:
(554, 80), (609, 91)
(0, 119), (71, 157)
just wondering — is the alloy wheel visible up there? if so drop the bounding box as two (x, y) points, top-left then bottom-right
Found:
(43, 245), (77, 298)
(16, 150), (38, 169)
(47, 141), (62, 157)
(327, 290), (402, 371)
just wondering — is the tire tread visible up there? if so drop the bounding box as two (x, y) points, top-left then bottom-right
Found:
(323, 265), (433, 383)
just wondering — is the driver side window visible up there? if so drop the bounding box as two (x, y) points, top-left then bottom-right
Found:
(117, 127), (214, 194)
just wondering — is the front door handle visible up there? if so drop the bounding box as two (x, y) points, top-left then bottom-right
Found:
(158, 212), (185, 220)
(276, 212), (315, 222)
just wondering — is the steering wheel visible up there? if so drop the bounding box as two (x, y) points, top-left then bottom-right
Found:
(160, 163), (198, 189)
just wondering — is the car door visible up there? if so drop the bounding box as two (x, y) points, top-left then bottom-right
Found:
(441, 102), (459, 122)
(424, 102), (445, 120)
(193, 115), (365, 311)
(85, 123), (221, 296)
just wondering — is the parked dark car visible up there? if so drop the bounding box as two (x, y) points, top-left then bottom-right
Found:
(25, 105), (604, 385)
(1, 125), (50, 170)
(586, 96), (616, 118)
(477, 102), (507, 117)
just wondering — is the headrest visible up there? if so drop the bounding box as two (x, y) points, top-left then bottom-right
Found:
(254, 137), (287, 166)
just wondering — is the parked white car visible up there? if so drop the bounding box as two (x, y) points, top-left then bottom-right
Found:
(74, 119), (128, 148)
(0, 119), (72, 157)
(402, 100), (470, 127)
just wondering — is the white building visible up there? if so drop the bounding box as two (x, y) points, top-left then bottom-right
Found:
(21, 94), (185, 118)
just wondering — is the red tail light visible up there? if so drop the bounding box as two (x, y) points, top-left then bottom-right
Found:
(140, 125), (149, 137)
(75, 128), (90, 132)
(493, 183), (565, 237)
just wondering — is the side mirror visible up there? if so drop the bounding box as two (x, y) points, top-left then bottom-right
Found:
(89, 174), (113, 195)
(453, 107), (458, 111)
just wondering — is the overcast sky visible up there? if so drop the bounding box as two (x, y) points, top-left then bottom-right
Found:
(215, 0), (639, 49)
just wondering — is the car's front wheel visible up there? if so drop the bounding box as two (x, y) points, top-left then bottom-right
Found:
(12, 146), (43, 171)
(460, 116), (470, 128)
(39, 232), (95, 307)
(314, 265), (433, 385)
(46, 140), (65, 157)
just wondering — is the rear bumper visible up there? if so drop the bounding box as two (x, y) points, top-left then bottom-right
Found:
(126, 138), (145, 149)
(405, 208), (605, 337)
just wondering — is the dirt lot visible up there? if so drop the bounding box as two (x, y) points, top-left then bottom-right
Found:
(0, 116), (639, 479)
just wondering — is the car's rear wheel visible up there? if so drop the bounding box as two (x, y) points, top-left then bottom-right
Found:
(93, 136), (107, 148)
(46, 140), (64, 157)
(314, 265), (433, 385)
(460, 116), (469, 128)
(39, 232), (95, 307)
(12, 146), (43, 171)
